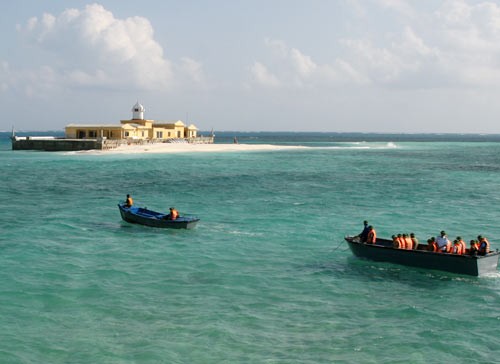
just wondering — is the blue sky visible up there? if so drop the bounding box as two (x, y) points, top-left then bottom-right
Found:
(2, 0), (500, 132)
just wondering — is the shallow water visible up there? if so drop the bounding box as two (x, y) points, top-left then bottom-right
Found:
(1, 133), (499, 363)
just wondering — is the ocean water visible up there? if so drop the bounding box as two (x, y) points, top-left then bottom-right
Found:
(1, 132), (500, 363)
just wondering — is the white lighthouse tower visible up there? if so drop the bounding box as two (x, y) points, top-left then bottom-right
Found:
(132, 101), (145, 120)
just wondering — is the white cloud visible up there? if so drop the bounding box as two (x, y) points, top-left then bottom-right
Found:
(16, 4), (177, 92)
(21, 4), (172, 89)
(290, 48), (317, 77)
(375, 0), (416, 18)
(434, 0), (500, 86)
(250, 62), (280, 88)
(249, 38), (370, 88)
(178, 57), (206, 85)
(251, 1), (500, 90)
(0, 61), (59, 98)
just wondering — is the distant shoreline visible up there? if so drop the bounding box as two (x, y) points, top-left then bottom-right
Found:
(5, 131), (500, 145)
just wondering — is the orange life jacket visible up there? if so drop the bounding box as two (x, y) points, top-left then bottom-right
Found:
(170, 209), (179, 220)
(453, 242), (465, 255)
(404, 237), (413, 250)
(367, 229), (377, 244)
(126, 197), (133, 207)
(393, 238), (402, 249)
(479, 238), (490, 254)
(397, 237), (405, 249)
(428, 242), (438, 252)
(468, 242), (479, 255)
(440, 240), (452, 253)
(458, 240), (466, 255)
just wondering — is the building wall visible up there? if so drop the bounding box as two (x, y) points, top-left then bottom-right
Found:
(12, 137), (104, 151)
(65, 126), (125, 140)
(66, 120), (198, 141)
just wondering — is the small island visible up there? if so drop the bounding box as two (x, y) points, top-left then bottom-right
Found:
(11, 102), (214, 151)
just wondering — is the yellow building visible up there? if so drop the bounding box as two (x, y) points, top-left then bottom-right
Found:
(65, 102), (202, 142)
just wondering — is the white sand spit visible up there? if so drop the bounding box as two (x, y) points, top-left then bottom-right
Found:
(72, 143), (305, 155)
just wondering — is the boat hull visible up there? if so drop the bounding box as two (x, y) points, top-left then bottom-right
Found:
(118, 204), (199, 229)
(345, 237), (499, 276)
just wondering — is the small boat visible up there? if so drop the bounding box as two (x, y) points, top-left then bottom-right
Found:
(118, 203), (200, 229)
(345, 236), (500, 276)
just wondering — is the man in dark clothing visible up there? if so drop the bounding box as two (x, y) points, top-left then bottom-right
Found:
(358, 220), (369, 242)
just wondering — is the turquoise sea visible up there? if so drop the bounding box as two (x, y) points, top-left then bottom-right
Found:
(1, 131), (500, 363)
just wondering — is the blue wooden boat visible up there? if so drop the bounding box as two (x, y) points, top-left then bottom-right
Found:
(345, 236), (499, 276)
(118, 203), (199, 229)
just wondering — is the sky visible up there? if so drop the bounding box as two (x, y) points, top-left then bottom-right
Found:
(2, 0), (500, 133)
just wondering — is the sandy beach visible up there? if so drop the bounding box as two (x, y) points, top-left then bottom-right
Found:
(73, 143), (305, 155)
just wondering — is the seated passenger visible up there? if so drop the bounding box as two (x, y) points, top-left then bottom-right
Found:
(403, 234), (413, 250)
(358, 220), (370, 243)
(452, 239), (465, 255)
(169, 207), (179, 220)
(427, 237), (438, 252)
(469, 240), (479, 256)
(366, 226), (377, 244)
(410, 233), (418, 250)
(455, 236), (466, 255)
(397, 234), (405, 249)
(392, 235), (403, 249)
(125, 194), (133, 208)
(436, 231), (452, 253)
(477, 235), (490, 255)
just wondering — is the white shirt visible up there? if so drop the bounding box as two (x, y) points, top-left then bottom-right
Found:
(436, 235), (450, 250)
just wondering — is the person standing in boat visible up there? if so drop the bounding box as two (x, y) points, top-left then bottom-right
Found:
(125, 194), (133, 208)
(366, 226), (376, 244)
(436, 231), (452, 253)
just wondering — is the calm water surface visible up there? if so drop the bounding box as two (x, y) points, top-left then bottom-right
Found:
(1, 133), (499, 363)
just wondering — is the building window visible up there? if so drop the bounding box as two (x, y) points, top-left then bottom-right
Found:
(125, 132), (129, 137)
(88, 130), (97, 138)
(142, 131), (145, 137)
(156, 131), (163, 138)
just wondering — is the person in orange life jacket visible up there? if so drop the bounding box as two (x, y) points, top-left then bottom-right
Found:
(452, 239), (465, 255)
(396, 234), (405, 248)
(410, 233), (418, 250)
(427, 237), (438, 252)
(125, 194), (133, 207)
(477, 235), (490, 255)
(357, 220), (370, 242)
(392, 235), (403, 249)
(366, 226), (377, 244)
(403, 234), (413, 250)
(436, 231), (452, 253)
(168, 207), (179, 220)
(454, 236), (466, 255)
(469, 240), (479, 256)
